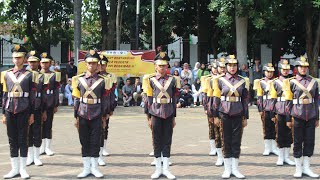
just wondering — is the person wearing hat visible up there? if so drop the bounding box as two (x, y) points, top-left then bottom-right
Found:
(98, 54), (117, 157)
(270, 59), (295, 166)
(200, 61), (217, 157)
(1, 45), (37, 179)
(207, 57), (227, 166)
(211, 55), (250, 179)
(253, 63), (278, 156)
(142, 52), (180, 179)
(25, 51), (45, 167)
(283, 56), (319, 178)
(72, 50), (112, 178)
(39, 52), (61, 156)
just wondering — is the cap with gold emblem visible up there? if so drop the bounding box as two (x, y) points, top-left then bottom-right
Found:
(99, 54), (109, 65)
(85, 50), (99, 63)
(263, 63), (275, 71)
(217, 57), (226, 67)
(154, 52), (170, 65)
(40, 52), (53, 63)
(11, 44), (27, 58)
(211, 61), (218, 69)
(225, 55), (238, 64)
(295, 56), (309, 67)
(27, 50), (40, 62)
(279, 59), (290, 70)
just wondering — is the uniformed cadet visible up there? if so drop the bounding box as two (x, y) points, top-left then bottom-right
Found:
(1, 45), (37, 179)
(270, 59), (295, 166)
(72, 50), (111, 178)
(212, 55), (250, 179)
(98, 54), (117, 157)
(143, 52), (180, 179)
(39, 53), (61, 156)
(26, 51), (44, 166)
(283, 57), (319, 178)
(253, 63), (278, 156)
(200, 62), (217, 156)
(208, 58), (226, 166)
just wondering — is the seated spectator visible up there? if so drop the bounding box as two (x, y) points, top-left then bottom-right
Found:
(122, 79), (133, 107)
(173, 69), (180, 77)
(197, 63), (209, 79)
(239, 64), (249, 77)
(192, 78), (202, 106)
(180, 63), (192, 84)
(49, 60), (55, 72)
(177, 85), (194, 108)
(54, 61), (61, 72)
(133, 77), (143, 106)
(181, 79), (192, 90)
(64, 78), (74, 106)
(170, 61), (182, 75)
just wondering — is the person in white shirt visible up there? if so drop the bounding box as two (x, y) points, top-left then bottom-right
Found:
(180, 63), (192, 84)
(191, 78), (202, 106)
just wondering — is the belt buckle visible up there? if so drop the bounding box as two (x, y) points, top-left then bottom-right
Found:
(13, 92), (20, 97)
(302, 99), (310, 104)
(87, 99), (94, 104)
(229, 96), (237, 102)
(160, 98), (168, 104)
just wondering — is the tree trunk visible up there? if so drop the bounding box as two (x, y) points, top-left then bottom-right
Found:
(99, 0), (108, 50)
(235, 15), (248, 67)
(26, 1), (40, 51)
(197, 0), (210, 64)
(73, 0), (82, 63)
(116, 0), (122, 50)
(106, 0), (117, 50)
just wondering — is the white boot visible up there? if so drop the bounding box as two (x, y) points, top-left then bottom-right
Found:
(276, 148), (284, 166)
(19, 157), (30, 179)
(149, 151), (154, 156)
(39, 139), (45, 155)
(3, 157), (19, 179)
(294, 158), (302, 178)
(102, 140), (109, 156)
(209, 140), (217, 156)
(162, 157), (175, 179)
(151, 157), (162, 179)
(45, 139), (54, 156)
(215, 148), (224, 166)
(263, 140), (271, 156)
(231, 158), (245, 179)
(26, 147), (34, 166)
(98, 147), (106, 166)
(302, 156), (319, 178)
(90, 158), (103, 178)
(222, 158), (232, 179)
(271, 140), (279, 155)
(33, 147), (43, 166)
(77, 157), (91, 178)
(161, 153), (172, 166)
(283, 148), (295, 165)
(151, 157), (156, 166)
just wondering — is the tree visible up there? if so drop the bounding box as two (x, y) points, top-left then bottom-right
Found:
(74, 0), (82, 59)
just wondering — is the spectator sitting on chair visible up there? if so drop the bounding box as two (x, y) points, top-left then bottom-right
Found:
(177, 85), (194, 108)
(133, 77), (143, 106)
(181, 78), (192, 91)
(64, 78), (74, 106)
(122, 79), (133, 107)
(192, 78), (202, 106)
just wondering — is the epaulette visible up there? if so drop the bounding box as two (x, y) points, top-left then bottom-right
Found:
(212, 73), (225, 80)
(238, 75), (250, 90)
(72, 73), (85, 89)
(173, 76), (181, 88)
(253, 79), (261, 90)
(31, 70), (39, 84)
(55, 71), (61, 82)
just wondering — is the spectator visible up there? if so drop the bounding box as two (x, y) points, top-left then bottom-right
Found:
(54, 61), (61, 72)
(182, 78), (192, 90)
(49, 60), (55, 72)
(192, 62), (200, 81)
(197, 63), (209, 79)
(122, 79), (133, 107)
(177, 85), (194, 108)
(239, 64), (249, 77)
(170, 61), (182, 75)
(133, 77), (143, 106)
(173, 70), (180, 76)
(252, 58), (262, 80)
(64, 78), (73, 106)
(192, 78), (202, 106)
(66, 58), (78, 79)
(180, 63), (192, 83)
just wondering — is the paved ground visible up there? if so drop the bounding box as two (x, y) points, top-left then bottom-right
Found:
(0, 106), (319, 180)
